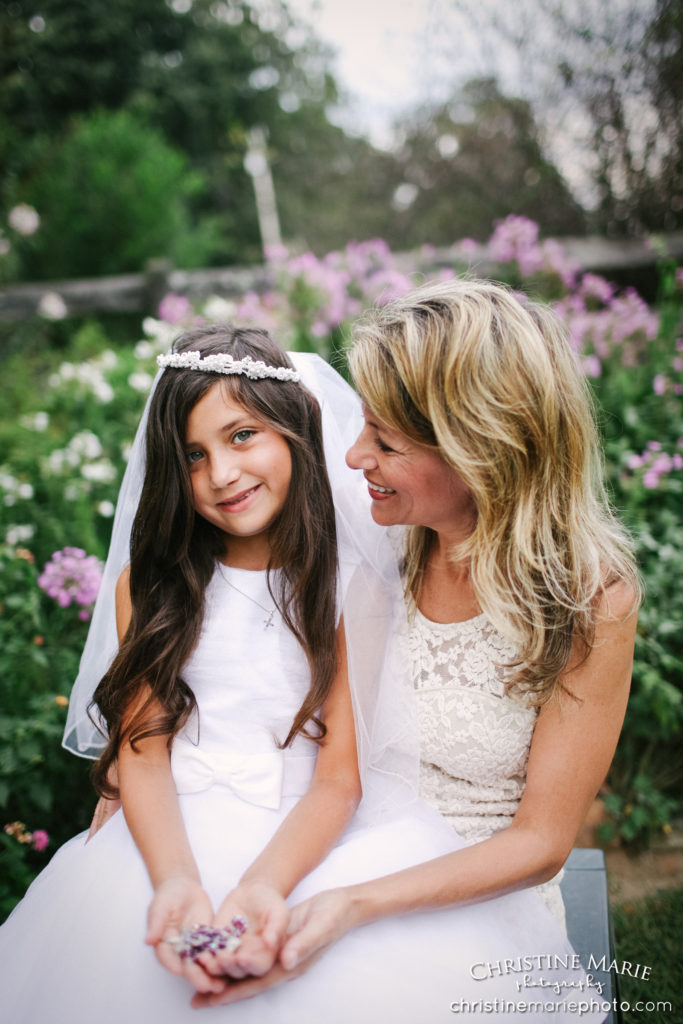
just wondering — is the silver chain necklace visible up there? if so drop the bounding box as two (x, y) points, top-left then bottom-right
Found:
(217, 563), (277, 629)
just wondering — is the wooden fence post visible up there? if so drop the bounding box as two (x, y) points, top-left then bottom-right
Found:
(144, 259), (173, 316)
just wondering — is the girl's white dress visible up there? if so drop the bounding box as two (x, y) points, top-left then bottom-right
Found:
(0, 568), (607, 1023)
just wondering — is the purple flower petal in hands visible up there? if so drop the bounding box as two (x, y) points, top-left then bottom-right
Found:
(191, 888), (357, 1009)
(203, 882), (290, 981)
(145, 877), (227, 996)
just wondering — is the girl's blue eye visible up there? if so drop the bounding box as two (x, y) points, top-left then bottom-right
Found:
(234, 429), (255, 444)
(186, 450), (203, 464)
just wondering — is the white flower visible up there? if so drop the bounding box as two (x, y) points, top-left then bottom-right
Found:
(97, 500), (115, 518)
(98, 350), (118, 371)
(0, 471), (18, 491)
(3, 493), (16, 506)
(0, 237), (10, 257)
(47, 449), (67, 473)
(203, 296), (236, 321)
(21, 411), (49, 431)
(69, 431), (103, 459)
(64, 484), (81, 501)
(128, 371), (154, 393)
(81, 460), (116, 484)
(8, 203), (40, 236)
(58, 362), (76, 381)
(141, 317), (182, 348)
(93, 380), (115, 402)
(6, 524), (36, 545)
(49, 358), (114, 402)
(134, 339), (157, 359)
(17, 483), (34, 499)
(38, 291), (67, 320)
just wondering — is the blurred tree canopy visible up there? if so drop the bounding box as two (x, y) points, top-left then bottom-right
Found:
(385, 78), (586, 246)
(447, 0), (683, 237)
(4, 0), (662, 280)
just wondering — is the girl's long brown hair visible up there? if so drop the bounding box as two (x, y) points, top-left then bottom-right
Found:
(92, 326), (338, 797)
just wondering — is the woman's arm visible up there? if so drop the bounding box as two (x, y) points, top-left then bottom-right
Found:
(309, 581), (636, 921)
(193, 580), (636, 1006)
(205, 618), (362, 979)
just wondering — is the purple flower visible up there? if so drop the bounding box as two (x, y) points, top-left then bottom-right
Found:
(488, 215), (543, 275)
(579, 273), (614, 305)
(38, 547), (103, 612)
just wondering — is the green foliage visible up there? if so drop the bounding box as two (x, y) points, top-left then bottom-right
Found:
(0, 545), (94, 916)
(13, 109), (221, 279)
(598, 779), (678, 850)
(612, 887), (682, 1023)
(0, 827), (51, 921)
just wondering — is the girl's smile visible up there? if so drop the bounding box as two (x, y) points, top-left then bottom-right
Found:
(185, 382), (292, 562)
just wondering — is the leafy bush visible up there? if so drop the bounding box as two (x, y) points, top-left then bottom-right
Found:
(9, 109), (222, 280)
(612, 888), (682, 1023)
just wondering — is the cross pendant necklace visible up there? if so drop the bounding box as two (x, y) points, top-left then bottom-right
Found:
(218, 564), (277, 629)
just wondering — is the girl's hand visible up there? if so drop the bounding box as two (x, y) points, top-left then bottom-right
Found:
(191, 888), (356, 1008)
(203, 882), (290, 980)
(146, 877), (227, 996)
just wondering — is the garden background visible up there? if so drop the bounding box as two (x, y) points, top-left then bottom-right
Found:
(1, 2), (682, 1019)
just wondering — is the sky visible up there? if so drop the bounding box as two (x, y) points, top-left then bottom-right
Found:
(285, 0), (498, 148)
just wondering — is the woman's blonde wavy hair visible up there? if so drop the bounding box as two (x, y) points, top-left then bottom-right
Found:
(348, 278), (640, 702)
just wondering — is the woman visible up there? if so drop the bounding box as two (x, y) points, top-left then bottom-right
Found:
(196, 278), (639, 1008)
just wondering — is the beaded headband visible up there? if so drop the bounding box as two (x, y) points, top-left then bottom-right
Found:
(157, 350), (301, 382)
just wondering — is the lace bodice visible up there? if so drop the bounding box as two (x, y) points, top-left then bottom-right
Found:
(406, 607), (566, 927)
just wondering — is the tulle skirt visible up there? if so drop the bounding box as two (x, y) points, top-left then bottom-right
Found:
(0, 787), (608, 1023)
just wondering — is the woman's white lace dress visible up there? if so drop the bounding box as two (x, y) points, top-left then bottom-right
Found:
(0, 569), (604, 1022)
(408, 609), (566, 927)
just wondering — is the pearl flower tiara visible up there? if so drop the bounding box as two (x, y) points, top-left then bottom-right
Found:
(157, 350), (301, 382)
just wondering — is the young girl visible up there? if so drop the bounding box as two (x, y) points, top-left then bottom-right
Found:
(0, 326), (608, 1023)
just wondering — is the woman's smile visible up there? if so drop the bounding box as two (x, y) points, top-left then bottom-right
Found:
(346, 408), (475, 536)
(365, 478), (396, 499)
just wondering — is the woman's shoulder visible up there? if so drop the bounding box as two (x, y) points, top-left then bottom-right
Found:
(595, 572), (640, 624)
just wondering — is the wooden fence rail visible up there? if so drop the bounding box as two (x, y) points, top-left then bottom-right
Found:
(1, 234), (682, 322)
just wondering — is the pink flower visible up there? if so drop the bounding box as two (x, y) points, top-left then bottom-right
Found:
(653, 374), (668, 395)
(31, 829), (49, 852)
(38, 547), (103, 612)
(158, 293), (193, 325)
(581, 354), (602, 378)
(458, 238), (480, 256)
